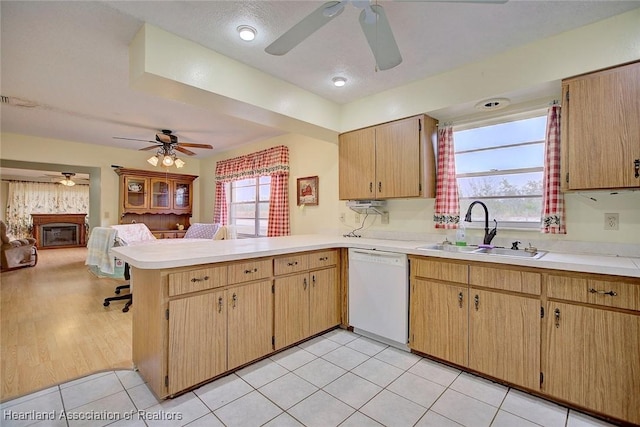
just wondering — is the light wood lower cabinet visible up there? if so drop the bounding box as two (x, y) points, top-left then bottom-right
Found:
(227, 280), (273, 370)
(168, 290), (227, 395)
(469, 289), (540, 390)
(410, 279), (468, 366)
(167, 280), (272, 395)
(274, 250), (339, 350)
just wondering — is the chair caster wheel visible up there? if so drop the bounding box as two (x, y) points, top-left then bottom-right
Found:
(103, 301), (110, 307)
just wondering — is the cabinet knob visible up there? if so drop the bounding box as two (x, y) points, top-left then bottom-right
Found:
(287, 261), (298, 266)
(303, 277), (308, 290)
(190, 276), (210, 283)
(474, 294), (479, 311)
(312, 275), (316, 287)
(319, 256), (329, 261)
(369, 182), (373, 193)
(244, 268), (258, 274)
(378, 182), (382, 192)
(634, 159), (639, 178)
(218, 297), (223, 313)
(232, 293), (237, 308)
(458, 292), (464, 308)
(554, 308), (560, 328)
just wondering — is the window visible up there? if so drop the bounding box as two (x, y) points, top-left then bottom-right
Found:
(228, 176), (271, 237)
(454, 113), (547, 228)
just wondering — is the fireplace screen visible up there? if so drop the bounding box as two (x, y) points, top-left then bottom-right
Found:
(42, 223), (79, 247)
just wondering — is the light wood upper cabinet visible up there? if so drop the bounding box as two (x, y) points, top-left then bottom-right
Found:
(561, 61), (640, 190)
(339, 115), (436, 200)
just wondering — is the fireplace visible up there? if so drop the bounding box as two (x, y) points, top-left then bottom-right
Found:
(31, 214), (87, 249)
(42, 224), (79, 247)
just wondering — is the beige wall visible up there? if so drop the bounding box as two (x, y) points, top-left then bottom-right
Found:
(199, 134), (340, 235)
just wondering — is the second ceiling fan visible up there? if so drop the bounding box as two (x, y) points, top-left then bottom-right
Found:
(265, 0), (507, 71)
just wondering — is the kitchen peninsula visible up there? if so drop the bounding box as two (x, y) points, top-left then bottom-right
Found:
(112, 235), (640, 425)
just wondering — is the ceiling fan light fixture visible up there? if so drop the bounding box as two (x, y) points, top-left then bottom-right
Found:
(59, 172), (76, 186)
(147, 155), (159, 166)
(162, 154), (175, 167)
(174, 158), (186, 169)
(332, 76), (347, 87)
(237, 25), (257, 41)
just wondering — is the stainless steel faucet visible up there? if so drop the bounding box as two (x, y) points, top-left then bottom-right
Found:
(464, 201), (497, 245)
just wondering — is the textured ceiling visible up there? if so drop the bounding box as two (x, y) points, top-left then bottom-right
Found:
(1, 0), (639, 178)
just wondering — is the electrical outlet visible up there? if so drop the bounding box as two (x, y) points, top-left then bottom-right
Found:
(339, 213), (345, 222)
(355, 212), (360, 223)
(604, 213), (619, 230)
(381, 212), (389, 224)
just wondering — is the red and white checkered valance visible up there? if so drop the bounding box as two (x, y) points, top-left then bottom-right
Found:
(215, 145), (289, 182)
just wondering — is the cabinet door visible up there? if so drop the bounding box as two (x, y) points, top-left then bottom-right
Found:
(173, 180), (192, 211)
(545, 302), (640, 425)
(227, 281), (274, 369)
(168, 291), (227, 395)
(274, 273), (310, 350)
(309, 267), (339, 336)
(375, 116), (421, 198)
(339, 127), (376, 200)
(469, 290), (540, 390)
(563, 61), (640, 190)
(410, 279), (468, 367)
(150, 178), (171, 209)
(123, 176), (148, 209)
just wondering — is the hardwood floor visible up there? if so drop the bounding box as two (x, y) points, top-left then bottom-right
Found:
(0, 247), (133, 401)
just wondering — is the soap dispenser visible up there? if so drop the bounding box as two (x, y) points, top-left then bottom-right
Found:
(455, 222), (467, 246)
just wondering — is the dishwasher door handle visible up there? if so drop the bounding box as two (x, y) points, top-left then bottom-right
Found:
(351, 250), (404, 259)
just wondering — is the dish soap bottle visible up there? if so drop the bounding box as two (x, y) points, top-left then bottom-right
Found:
(455, 222), (467, 246)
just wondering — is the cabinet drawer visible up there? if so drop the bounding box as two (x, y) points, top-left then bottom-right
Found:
(169, 266), (227, 296)
(228, 259), (272, 284)
(308, 250), (338, 270)
(469, 265), (541, 295)
(274, 254), (309, 276)
(411, 257), (467, 283)
(548, 274), (640, 311)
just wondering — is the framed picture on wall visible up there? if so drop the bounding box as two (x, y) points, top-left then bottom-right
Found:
(297, 176), (319, 206)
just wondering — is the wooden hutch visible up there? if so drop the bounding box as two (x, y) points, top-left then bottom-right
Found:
(115, 168), (198, 239)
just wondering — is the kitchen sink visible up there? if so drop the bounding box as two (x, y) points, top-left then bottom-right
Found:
(416, 244), (479, 253)
(416, 243), (546, 259)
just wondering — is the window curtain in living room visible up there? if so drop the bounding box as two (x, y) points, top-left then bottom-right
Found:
(5, 181), (90, 238)
(214, 145), (290, 236)
(433, 125), (460, 229)
(541, 104), (566, 234)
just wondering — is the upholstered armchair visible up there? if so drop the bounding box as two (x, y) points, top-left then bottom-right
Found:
(1, 220), (37, 272)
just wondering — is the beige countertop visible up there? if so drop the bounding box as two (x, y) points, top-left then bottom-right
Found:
(110, 234), (640, 278)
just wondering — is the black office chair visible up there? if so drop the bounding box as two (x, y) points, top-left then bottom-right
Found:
(103, 263), (132, 312)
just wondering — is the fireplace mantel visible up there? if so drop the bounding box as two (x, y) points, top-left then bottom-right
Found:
(31, 214), (87, 249)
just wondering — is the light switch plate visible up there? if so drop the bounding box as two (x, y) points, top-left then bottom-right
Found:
(604, 213), (619, 230)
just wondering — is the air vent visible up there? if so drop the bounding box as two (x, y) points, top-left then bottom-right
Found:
(0, 95), (39, 108)
(474, 97), (510, 111)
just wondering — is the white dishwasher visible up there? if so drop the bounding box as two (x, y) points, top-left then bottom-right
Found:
(348, 248), (409, 351)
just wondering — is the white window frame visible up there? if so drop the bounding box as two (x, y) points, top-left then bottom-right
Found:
(228, 177), (270, 238)
(453, 109), (547, 230)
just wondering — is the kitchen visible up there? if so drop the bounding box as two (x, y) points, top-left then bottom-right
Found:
(2, 2), (640, 426)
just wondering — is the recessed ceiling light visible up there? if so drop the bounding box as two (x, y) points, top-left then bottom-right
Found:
(332, 77), (347, 87)
(474, 97), (511, 111)
(237, 25), (257, 42)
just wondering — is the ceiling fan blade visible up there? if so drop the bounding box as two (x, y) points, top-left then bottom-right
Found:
(265, 1), (345, 55)
(394, 0), (508, 3)
(177, 142), (214, 149)
(359, 5), (402, 71)
(113, 136), (156, 143)
(139, 145), (160, 151)
(175, 146), (197, 156)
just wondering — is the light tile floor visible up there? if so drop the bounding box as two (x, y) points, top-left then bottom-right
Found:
(0, 330), (621, 427)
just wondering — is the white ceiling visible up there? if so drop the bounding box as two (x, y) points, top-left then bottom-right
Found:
(1, 0), (639, 179)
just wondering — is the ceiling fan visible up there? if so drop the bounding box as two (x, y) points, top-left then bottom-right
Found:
(113, 129), (213, 156)
(265, 0), (508, 71)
